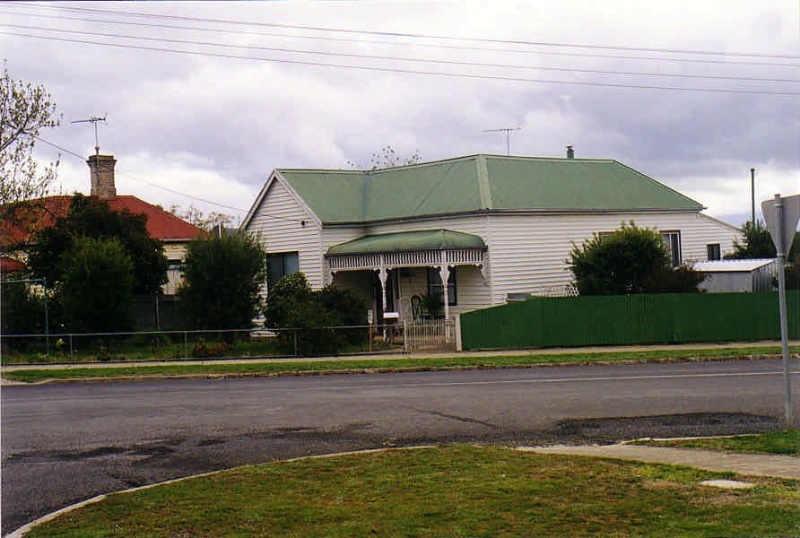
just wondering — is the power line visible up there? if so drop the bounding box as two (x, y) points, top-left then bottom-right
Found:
(4, 31), (799, 96)
(2, 7), (795, 69)
(32, 134), (250, 215)
(4, 23), (798, 85)
(10, 2), (800, 60)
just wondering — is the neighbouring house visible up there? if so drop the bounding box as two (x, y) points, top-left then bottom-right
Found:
(693, 259), (778, 293)
(0, 154), (205, 294)
(242, 152), (740, 324)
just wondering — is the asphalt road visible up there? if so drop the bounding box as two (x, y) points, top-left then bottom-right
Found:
(2, 358), (798, 534)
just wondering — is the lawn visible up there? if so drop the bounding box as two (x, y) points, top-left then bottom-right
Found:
(637, 430), (800, 457)
(2, 345), (795, 384)
(25, 445), (800, 538)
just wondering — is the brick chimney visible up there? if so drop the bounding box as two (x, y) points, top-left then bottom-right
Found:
(87, 154), (117, 200)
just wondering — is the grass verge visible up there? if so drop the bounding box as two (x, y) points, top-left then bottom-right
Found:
(2, 345), (795, 384)
(25, 445), (800, 538)
(636, 430), (800, 457)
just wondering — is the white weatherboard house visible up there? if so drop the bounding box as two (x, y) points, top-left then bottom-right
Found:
(242, 154), (739, 323)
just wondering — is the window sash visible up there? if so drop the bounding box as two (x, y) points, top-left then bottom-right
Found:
(427, 268), (457, 306)
(707, 243), (721, 261)
(661, 231), (681, 266)
(268, 252), (299, 285)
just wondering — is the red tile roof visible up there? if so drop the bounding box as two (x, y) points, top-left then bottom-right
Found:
(1, 195), (205, 248)
(0, 256), (27, 273)
(108, 196), (206, 242)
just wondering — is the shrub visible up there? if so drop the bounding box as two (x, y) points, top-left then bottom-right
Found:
(264, 273), (367, 356)
(59, 236), (135, 333)
(178, 232), (267, 335)
(569, 222), (705, 295)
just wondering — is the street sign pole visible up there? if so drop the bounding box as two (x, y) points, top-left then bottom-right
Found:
(762, 193), (800, 430)
(774, 196), (793, 429)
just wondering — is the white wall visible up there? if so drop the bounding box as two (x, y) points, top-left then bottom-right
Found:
(485, 211), (738, 304)
(244, 176), (324, 293)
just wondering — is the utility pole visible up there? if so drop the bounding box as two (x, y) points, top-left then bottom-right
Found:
(482, 127), (521, 155)
(71, 115), (107, 154)
(750, 168), (756, 226)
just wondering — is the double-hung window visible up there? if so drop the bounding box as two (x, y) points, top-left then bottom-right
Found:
(268, 251), (299, 286)
(661, 231), (682, 266)
(427, 267), (457, 306)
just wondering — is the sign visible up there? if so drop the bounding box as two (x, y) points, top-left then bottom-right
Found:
(761, 194), (800, 255)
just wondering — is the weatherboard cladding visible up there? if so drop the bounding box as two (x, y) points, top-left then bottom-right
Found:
(245, 177), (325, 290)
(486, 212), (737, 303)
(277, 154), (703, 225)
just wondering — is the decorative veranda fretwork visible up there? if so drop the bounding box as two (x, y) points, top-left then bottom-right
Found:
(325, 248), (487, 322)
(326, 248), (485, 272)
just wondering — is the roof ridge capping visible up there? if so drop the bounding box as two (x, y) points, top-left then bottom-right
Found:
(277, 153), (615, 174)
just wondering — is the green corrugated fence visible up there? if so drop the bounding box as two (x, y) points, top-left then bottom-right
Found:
(460, 291), (800, 350)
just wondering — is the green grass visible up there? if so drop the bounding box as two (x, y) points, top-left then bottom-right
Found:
(2, 345), (795, 384)
(638, 430), (800, 457)
(0, 337), (274, 364)
(25, 445), (800, 538)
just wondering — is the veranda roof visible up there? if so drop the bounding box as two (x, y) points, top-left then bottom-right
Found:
(326, 229), (486, 256)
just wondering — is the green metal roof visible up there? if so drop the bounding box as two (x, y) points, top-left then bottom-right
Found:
(327, 229), (486, 255)
(278, 154), (703, 224)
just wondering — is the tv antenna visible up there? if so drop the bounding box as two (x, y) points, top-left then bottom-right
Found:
(482, 126), (521, 155)
(71, 114), (107, 155)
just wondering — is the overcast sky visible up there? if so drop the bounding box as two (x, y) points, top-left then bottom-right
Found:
(2, 1), (798, 227)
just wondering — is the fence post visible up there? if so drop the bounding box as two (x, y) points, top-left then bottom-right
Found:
(454, 315), (462, 351)
(44, 279), (50, 355)
(403, 320), (408, 352)
(69, 333), (74, 362)
(293, 329), (298, 357)
(183, 331), (188, 359)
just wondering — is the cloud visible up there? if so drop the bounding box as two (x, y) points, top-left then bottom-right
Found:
(3, 0), (797, 225)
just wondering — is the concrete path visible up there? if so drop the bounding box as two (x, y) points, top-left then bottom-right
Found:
(520, 444), (800, 480)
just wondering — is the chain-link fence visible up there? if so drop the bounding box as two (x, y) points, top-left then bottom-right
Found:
(1, 319), (456, 365)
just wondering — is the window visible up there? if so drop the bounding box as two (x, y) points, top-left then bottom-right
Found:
(268, 251), (299, 285)
(427, 267), (457, 306)
(707, 243), (721, 261)
(661, 231), (681, 266)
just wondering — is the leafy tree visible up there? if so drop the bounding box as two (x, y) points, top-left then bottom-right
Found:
(726, 222), (800, 289)
(568, 222), (705, 295)
(725, 220), (776, 260)
(59, 236), (135, 333)
(28, 194), (167, 294)
(348, 144), (420, 170)
(0, 62), (61, 204)
(264, 272), (367, 355)
(178, 232), (267, 331)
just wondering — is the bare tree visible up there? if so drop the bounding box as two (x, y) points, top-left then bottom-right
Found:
(168, 203), (234, 232)
(348, 144), (420, 170)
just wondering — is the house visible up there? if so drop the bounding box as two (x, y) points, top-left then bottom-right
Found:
(693, 259), (778, 293)
(0, 154), (205, 293)
(242, 152), (740, 324)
